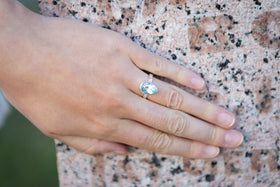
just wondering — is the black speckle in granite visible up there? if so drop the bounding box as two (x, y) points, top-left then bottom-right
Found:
(66, 145), (71, 151)
(263, 58), (268, 63)
(115, 19), (122, 25)
(68, 10), (78, 16)
(73, 170), (80, 179)
(130, 36), (135, 41)
(194, 46), (201, 51)
(162, 23), (166, 30)
(228, 15), (233, 20)
(92, 7), (96, 13)
(112, 174), (118, 182)
(171, 54), (177, 60)
(205, 174), (215, 182)
(260, 150), (268, 155)
(52, 0), (57, 5)
(236, 39), (242, 47)
(275, 51), (279, 58)
(140, 43), (146, 48)
(245, 31), (253, 35)
(244, 89), (252, 96)
(57, 142), (65, 147)
(256, 78), (272, 113)
(216, 3), (221, 10)
(82, 18), (89, 22)
(150, 171), (158, 178)
(101, 24), (112, 30)
(80, 2), (86, 7)
(235, 68), (242, 75)
(186, 10), (191, 15)
(245, 151), (252, 157)
(170, 166), (184, 175)
(52, 12), (59, 17)
(211, 161), (217, 168)
(123, 155), (131, 168)
(253, 0), (262, 6)
(218, 59), (231, 71)
(151, 153), (161, 168)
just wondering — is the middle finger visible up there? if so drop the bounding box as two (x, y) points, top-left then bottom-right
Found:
(125, 92), (243, 148)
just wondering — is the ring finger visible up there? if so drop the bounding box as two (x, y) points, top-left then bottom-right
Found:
(124, 65), (236, 129)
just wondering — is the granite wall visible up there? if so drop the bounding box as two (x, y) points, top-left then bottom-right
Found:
(38, 0), (279, 186)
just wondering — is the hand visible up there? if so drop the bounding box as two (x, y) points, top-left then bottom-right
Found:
(0, 2), (243, 158)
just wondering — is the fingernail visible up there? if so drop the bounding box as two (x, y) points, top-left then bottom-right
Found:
(205, 146), (220, 158)
(218, 112), (235, 127)
(191, 77), (205, 89)
(225, 130), (244, 147)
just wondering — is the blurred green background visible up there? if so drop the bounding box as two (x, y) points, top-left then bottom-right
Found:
(0, 0), (58, 187)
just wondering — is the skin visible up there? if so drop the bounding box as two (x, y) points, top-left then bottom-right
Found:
(0, 0), (243, 158)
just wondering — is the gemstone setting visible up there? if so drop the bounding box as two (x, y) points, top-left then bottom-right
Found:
(140, 82), (158, 95)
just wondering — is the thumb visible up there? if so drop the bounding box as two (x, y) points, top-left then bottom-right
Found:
(56, 135), (127, 155)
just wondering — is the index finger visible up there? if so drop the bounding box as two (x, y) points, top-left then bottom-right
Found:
(128, 42), (206, 91)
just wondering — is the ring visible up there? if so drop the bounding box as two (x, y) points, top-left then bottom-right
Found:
(140, 74), (158, 99)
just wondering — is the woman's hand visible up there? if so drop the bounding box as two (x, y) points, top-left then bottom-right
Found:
(0, 0), (243, 158)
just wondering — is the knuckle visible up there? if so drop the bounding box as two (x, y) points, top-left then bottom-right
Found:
(149, 131), (172, 152)
(103, 89), (128, 114)
(188, 142), (201, 158)
(167, 113), (186, 136)
(208, 127), (218, 144)
(153, 58), (164, 74)
(167, 88), (183, 109)
(176, 67), (185, 81)
(97, 121), (120, 138)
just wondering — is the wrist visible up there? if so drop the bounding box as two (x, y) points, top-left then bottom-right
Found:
(0, 0), (43, 89)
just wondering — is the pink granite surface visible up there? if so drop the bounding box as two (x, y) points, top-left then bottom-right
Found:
(38, 0), (280, 186)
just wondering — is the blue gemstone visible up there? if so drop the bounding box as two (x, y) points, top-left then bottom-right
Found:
(140, 82), (158, 95)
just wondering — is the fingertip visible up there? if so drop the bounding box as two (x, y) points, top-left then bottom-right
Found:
(107, 144), (128, 155)
(228, 116), (236, 128)
(190, 77), (206, 90)
(205, 146), (220, 158)
(112, 150), (127, 155)
(218, 112), (236, 129)
(224, 130), (244, 148)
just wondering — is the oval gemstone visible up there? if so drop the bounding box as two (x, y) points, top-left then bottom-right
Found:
(140, 82), (158, 95)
